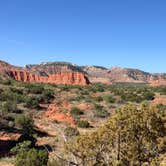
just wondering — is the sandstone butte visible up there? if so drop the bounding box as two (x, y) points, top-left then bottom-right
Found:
(5, 70), (90, 85)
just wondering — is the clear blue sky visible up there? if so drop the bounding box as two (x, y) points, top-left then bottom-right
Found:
(0, 0), (165, 73)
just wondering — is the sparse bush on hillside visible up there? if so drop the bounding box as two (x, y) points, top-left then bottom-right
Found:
(0, 79), (13, 85)
(25, 97), (40, 109)
(93, 96), (103, 102)
(42, 89), (54, 100)
(0, 89), (25, 103)
(15, 114), (34, 134)
(74, 95), (85, 102)
(11, 141), (32, 154)
(15, 148), (48, 166)
(103, 95), (115, 103)
(94, 104), (103, 111)
(24, 84), (45, 94)
(70, 107), (84, 116)
(153, 86), (166, 95)
(64, 126), (80, 138)
(77, 120), (90, 128)
(93, 109), (109, 118)
(0, 100), (17, 116)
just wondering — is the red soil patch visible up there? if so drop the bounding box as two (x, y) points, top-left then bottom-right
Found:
(78, 103), (90, 110)
(45, 103), (75, 126)
(150, 80), (166, 86)
(153, 96), (166, 105)
(61, 100), (71, 109)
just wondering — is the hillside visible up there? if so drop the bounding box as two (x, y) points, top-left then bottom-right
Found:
(0, 76), (166, 165)
(1, 60), (166, 86)
(26, 61), (166, 85)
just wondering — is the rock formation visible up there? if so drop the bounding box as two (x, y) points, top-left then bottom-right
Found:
(1, 60), (166, 86)
(81, 65), (166, 85)
(6, 70), (90, 85)
(0, 61), (90, 85)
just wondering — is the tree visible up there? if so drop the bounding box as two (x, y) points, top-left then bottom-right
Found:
(65, 103), (166, 166)
(0, 100), (17, 117)
(11, 141), (31, 154)
(15, 114), (34, 134)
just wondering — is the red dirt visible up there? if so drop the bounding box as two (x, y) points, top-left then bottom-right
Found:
(45, 103), (75, 126)
(153, 96), (166, 105)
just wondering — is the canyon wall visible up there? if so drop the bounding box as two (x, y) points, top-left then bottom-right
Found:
(6, 70), (90, 85)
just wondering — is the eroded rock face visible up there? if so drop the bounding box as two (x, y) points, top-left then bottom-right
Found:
(6, 70), (90, 85)
(1, 60), (166, 85)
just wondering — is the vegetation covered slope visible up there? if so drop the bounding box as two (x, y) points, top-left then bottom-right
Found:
(0, 77), (166, 166)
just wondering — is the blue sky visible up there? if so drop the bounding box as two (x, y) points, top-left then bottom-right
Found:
(0, 0), (165, 73)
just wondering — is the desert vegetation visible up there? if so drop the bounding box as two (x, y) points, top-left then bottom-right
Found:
(0, 78), (166, 165)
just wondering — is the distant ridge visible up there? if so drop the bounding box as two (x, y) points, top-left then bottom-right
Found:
(0, 60), (166, 86)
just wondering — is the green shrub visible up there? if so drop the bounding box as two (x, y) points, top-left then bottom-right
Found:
(64, 126), (80, 138)
(77, 120), (90, 128)
(25, 97), (40, 109)
(11, 141), (32, 154)
(70, 107), (84, 116)
(25, 84), (44, 94)
(93, 109), (109, 118)
(0, 79), (13, 85)
(93, 96), (103, 102)
(42, 89), (54, 100)
(94, 104), (103, 111)
(15, 149), (48, 166)
(0, 100), (17, 115)
(143, 91), (155, 100)
(103, 95), (115, 103)
(15, 115), (34, 134)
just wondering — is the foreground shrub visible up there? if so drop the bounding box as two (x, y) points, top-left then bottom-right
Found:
(66, 103), (166, 165)
(11, 141), (32, 154)
(77, 120), (90, 128)
(15, 148), (48, 166)
(70, 107), (84, 116)
(15, 115), (34, 134)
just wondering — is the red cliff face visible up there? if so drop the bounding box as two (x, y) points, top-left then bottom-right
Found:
(6, 70), (90, 85)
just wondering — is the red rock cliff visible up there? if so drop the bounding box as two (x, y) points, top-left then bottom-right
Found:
(6, 70), (90, 85)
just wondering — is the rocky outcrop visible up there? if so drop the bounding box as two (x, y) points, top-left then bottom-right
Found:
(0, 61), (90, 85)
(6, 70), (90, 85)
(26, 62), (85, 75)
(1, 60), (166, 86)
(81, 66), (166, 84)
